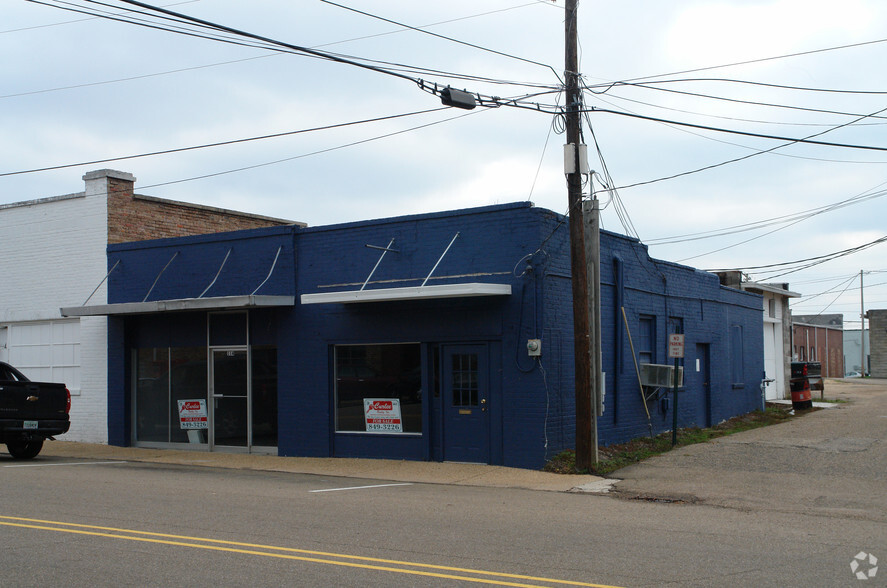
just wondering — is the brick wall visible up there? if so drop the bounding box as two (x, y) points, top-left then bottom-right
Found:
(105, 202), (766, 468)
(792, 323), (844, 377)
(0, 187), (110, 443)
(105, 174), (298, 244)
(869, 310), (887, 378)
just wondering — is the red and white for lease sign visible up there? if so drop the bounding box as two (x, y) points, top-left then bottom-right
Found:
(364, 399), (403, 433)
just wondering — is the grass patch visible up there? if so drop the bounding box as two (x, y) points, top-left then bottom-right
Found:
(543, 404), (803, 476)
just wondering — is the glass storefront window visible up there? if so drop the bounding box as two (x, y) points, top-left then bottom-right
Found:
(134, 347), (207, 444)
(169, 347), (209, 443)
(135, 347), (170, 443)
(251, 346), (278, 447)
(134, 344), (277, 448)
(334, 343), (422, 434)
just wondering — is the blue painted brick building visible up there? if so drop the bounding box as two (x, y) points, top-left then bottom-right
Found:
(77, 202), (763, 469)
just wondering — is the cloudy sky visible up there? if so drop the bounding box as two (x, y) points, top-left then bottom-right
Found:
(4, 0), (887, 327)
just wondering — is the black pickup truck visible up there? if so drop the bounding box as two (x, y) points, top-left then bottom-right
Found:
(0, 361), (70, 459)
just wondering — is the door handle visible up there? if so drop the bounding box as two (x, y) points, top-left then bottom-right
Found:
(481, 398), (487, 412)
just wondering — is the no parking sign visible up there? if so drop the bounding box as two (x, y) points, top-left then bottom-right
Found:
(668, 334), (685, 359)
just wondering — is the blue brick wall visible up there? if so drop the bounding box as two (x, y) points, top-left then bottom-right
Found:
(107, 225), (296, 303)
(105, 202), (763, 469)
(595, 236), (764, 447)
(291, 203), (540, 464)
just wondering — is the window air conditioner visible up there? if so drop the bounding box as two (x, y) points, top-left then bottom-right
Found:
(639, 363), (684, 388)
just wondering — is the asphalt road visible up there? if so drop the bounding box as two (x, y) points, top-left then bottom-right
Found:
(2, 379), (884, 587)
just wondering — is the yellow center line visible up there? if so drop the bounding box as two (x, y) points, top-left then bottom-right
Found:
(0, 515), (622, 588)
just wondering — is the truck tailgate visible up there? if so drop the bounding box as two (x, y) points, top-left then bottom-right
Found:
(0, 382), (69, 420)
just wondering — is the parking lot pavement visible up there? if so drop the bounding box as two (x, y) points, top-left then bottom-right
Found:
(611, 378), (887, 520)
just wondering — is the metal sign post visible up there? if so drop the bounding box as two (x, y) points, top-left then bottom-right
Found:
(668, 334), (685, 446)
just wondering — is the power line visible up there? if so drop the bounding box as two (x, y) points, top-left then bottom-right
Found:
(585, 90), (887, 173)
(137, 108), (488, 190)
(646, 184), (887, 245)
(317, 0), (562, 82)
(0, 108), (446, 177)
(28, 0), (563, 110)
(794, 274), (858, 317)
(584, 103), (887, 204)
(7, 3), (564, 99)
(76, 0), (421, 83)
(587, 106), (887, 154)
(706, 235), (887, 273)
(615, 36), (887, 84)
(587, 77), (887, 98)
(0, 54), (272, 100)
(613, 82), (887, 121)
(588, 84), (887, 131)
(710, 235), (887, 282)
(2, 0), (198, 33)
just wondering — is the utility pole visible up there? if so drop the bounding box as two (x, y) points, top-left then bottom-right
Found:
(860, 270), (866, 376)
(583, 199), (601, 464)
(565, 0), (593, 470)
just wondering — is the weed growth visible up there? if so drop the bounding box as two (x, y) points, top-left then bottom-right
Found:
(544, 404), (804, 476)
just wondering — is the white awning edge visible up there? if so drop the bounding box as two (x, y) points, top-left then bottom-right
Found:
(300, 283), (511, 305)
(60, 295), (295, 317)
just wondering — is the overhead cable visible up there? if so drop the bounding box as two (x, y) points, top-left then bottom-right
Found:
(135, 108), (488, 190)
(616, 36), (887, 84)
(317, 0), (562, 82)
(0, 108), (447, 177)
(586, 77), (887, 97)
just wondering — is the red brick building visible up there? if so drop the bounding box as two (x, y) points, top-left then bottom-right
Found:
(792, 314), (844, 377)
(101, 169), (300, 244)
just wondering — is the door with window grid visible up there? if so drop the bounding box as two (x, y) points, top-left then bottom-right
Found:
(441, 344), (490, 463)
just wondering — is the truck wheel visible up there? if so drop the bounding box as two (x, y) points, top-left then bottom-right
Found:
(6, 438), (44, 460)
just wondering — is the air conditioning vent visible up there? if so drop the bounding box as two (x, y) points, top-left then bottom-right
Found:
(639, 363), (683, 388)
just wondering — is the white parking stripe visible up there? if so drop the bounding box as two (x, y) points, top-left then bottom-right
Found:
(3, 461), (127, 468)
(309, 483), (413, 493)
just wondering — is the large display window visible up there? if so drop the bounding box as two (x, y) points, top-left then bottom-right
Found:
(334, 343), (422, 434)
(135, 347), (207, 444)
(134, 344), (278, 448)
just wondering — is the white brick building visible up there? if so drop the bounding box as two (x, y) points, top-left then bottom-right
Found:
(1, 173), (113, 442)
(717, 271), (799, 401)
(0, 170), (295, 444)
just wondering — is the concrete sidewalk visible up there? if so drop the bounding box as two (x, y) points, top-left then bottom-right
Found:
(37, 440), (607, 493)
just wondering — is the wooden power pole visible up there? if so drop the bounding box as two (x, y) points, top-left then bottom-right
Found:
(564, 0), (594, 470)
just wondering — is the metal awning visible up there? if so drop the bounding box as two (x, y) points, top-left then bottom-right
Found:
(300, 283), (511, 305)
(60, 295), (295, 317)
(302, 233), (511, 304)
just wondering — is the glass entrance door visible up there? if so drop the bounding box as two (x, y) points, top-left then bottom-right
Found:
(210, 349), (249, 448)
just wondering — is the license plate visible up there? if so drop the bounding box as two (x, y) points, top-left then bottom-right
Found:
(23, 421), (38, 430)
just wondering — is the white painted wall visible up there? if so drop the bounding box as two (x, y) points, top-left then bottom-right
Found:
(761, 291), (788, 400)
(0, 182), (109, 443)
